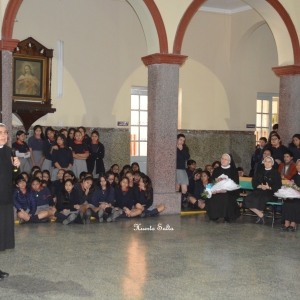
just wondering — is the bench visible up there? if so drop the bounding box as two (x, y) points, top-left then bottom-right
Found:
(238, 177), (289, 227)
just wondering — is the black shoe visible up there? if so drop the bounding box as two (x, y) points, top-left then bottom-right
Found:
(0, 270), (9, 277)
(289, 226), (296, 232)
(281, 225), (289, 231)
(85, 209), (92, 224)
(224, 218), (230, 223)
(210, 218), (219, 223)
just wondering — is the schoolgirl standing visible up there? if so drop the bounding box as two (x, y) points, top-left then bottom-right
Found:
(28, 125), (45, 168)
(114, 177), (142, 218)
(91, 174), (119, 222)
(67, 127), (76, 147)
(135, 174), (165, 216)
(42, 127), (56, 173)
(54, 179), (82, 225)
(86, 130), (105, 179)
(78, 126), (91, 144)
(176, 134), (190, 206)
(12, 130), (31, 173)
(51, 134), (73, 180)
(71, 130), (89, 178)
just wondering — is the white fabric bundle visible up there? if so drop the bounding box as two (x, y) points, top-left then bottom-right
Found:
(274, 187), (300, 199)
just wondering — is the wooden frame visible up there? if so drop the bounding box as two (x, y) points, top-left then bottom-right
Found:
(13, 56), (47, 101)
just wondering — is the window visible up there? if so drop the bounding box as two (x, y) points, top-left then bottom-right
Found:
(130, 86), (148, 157)
(255, 93), (279, 142)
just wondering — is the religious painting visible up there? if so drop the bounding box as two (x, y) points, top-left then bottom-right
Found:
(12, 56), (46, 101)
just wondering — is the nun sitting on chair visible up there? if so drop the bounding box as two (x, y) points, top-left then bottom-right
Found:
(243, 156), (281, 225)
(205, 153), (241, 223)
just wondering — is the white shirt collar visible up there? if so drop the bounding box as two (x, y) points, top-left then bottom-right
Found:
(221, 165), (230, 169)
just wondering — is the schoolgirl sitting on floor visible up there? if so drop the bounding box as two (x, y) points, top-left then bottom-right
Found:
(54, 179), (83, 225)
(135, 174), (165, 217)
(13, 175), (50, 224)
(91, 174), (120, 222)
(114, 177), (142, 218)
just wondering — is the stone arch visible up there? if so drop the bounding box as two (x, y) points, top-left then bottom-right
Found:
(173, 0), (299, 66)
(1, 0), (168, 54)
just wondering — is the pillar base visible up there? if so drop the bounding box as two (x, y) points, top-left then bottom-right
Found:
(153, 192), (181, 215)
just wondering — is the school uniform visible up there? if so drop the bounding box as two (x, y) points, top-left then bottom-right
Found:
(86, 141), (105, 178)
(55, 189), (81, 224)
(74, 182), (94, 205)
(51, 179), (64, 199)
(12, 140), (31, 173)
(13, 186), (36, 215)
(136, 188), (158, 216)
(42, 139), (56, 173)
(28, 135), (44, 167)
(176, 147), (190, 185)
(115, 187), (135, 218)
(71, 141), (88, 178)
(288, 145), (300, 163)
(32, 186), (54, 214)
(51, 147), (73, 180)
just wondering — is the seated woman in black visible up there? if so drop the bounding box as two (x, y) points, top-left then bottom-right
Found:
(281, 159), (300, 231)
(114, 177), (142, 218)
(135, 174), (165, 216)
(205, 153), (240, 223)
(243, 156), (281, 224)
(91, 174), (119, 222)
(55, 179), (82, 225)
(288, 134), (300, 163)
(188, 170), (211, 210)
(51, 169), (65, 203)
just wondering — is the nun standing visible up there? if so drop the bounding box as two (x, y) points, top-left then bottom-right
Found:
(205, 153), (241, 222)
(0, 123), (20, 280)
(243, 156), (281, 224)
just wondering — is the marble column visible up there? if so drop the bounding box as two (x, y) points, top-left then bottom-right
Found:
(0, 50), (13, 145)
(273, 65), (300, 145)
(142, 54), (187, 214)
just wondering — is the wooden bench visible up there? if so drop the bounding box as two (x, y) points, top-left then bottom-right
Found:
(238, 177), (289, 227)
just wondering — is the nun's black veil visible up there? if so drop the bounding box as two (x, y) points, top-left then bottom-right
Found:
(228, 154), (237, 169)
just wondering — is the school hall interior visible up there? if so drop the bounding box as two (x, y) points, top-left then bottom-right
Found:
(1, 0), (300, 299)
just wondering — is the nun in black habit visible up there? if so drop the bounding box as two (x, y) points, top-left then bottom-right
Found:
(243, 156), (281, 224)
(281, 159), (300, 231)
(205, 153), (241, 222)
(0, 123), (21, 280)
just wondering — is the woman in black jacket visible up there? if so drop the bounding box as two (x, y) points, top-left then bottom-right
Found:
(86, 130), (105, 178)
(244, 156), (281, 224)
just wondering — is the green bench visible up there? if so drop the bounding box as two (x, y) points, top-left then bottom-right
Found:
(238, 177), (287, 227)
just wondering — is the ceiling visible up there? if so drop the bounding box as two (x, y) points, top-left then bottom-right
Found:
(200, 0), (252, 14)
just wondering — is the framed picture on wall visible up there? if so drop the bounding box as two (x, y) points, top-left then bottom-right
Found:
(12, 56), (47, 101)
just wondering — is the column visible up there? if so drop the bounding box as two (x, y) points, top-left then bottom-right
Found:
(142, 53), (187, 214)
(1, 39), (19, 145)
(273, 65), (300, 145)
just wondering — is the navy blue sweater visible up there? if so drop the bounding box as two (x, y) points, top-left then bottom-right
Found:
(56, 189), (80, 212)
(32, 186), (54, 207)
(91, 186), (115, 206)
(13, 186), (37, 214)
(177, 147), (190, 169)
(136, 188), (153, 210)
(52, 147), (74, 169)
(115, 187), (135, 210)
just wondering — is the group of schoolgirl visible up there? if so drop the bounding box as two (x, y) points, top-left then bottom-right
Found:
(13, 155), (165, 225)
(12, 125), (105, 182)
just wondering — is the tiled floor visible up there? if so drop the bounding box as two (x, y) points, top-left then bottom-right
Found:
(0, 214), (299, 300)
